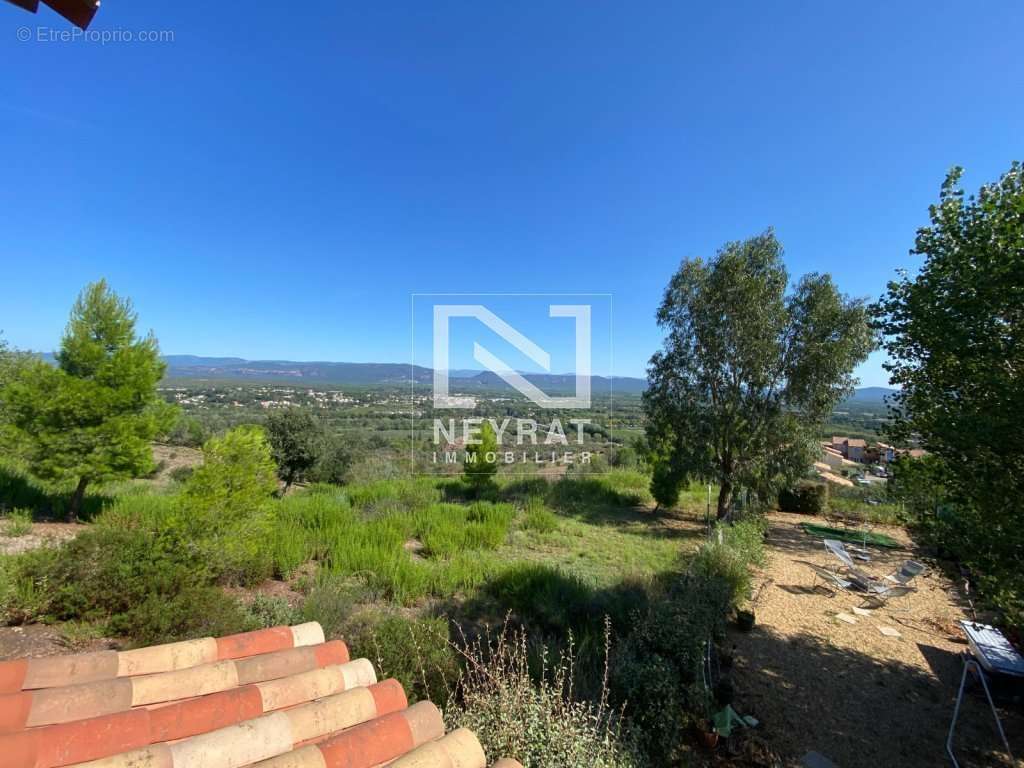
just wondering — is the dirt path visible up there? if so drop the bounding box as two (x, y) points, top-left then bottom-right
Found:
(731, 512), (1023, 768)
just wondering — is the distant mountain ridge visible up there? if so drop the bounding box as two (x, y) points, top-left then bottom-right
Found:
(840, 386), (897, 405)
(159, 355), (648, 394)
(39, 353), (894, 400)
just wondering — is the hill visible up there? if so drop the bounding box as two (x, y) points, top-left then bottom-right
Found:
(158, 355), (648, 394)
(839, 386), (897, 409)
(42, 353), (889, 401)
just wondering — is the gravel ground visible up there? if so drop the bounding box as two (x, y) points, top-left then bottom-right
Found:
(730, 512), (1023, 768)
(0, 521), (84, 555)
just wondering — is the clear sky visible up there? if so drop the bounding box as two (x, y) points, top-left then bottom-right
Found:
(2, 1), (1022, 385)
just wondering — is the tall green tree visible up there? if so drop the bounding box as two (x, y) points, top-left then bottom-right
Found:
(3, 281), (173, 520)
(0, 336), (32, 448)
(873, 163), (1024, 621)
(645, 231), (874, 517)
(464, 419), (499, 487)
(265, 408), (324, 493)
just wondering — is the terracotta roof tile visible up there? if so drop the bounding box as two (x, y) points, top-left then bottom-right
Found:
(0, 623), (517, 768)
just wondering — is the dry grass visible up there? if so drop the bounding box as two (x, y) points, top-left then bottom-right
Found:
(730, 512), (1023, 768)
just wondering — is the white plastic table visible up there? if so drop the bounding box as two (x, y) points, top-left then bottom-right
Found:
(946, 621), (1022, 767)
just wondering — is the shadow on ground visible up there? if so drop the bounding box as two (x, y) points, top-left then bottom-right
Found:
(0, 464), (112, 522)
(732, 623), (1022, 768)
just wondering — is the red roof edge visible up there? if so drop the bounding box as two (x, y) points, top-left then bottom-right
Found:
(42, 0), (98, 29)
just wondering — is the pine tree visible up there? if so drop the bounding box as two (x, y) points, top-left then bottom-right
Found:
(4, 281), (173, 520)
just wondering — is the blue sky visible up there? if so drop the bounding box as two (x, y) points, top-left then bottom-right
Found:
(2, 1), (1022, 385)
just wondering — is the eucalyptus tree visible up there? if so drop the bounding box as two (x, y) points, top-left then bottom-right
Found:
(645, 230), (874, 517)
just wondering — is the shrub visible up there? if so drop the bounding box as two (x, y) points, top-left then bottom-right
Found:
(548, 473), (649, 516)
(308, 436), (354, 485)
(168, 465), (193, 483)
(244, 594), (301, 629)
(497, 476), (549, 503)
(778, 481), (828, 514)
(0, 508), (33, 537)
(184, 425), (278, 523)
(464, 420), (499, 487)
(265, 408), (324, 491)
(610, 445), (639, 469)
(300, 573), (366, 639)
(690, 517), (767, 607)
(487, 564), (598, 635)
(0, 549), (55, 624)
(12, 526), (204, 621)
(720, 515), (768, 568)
(611, 574), (730, 764)
(483, 564), (648, 643)
(164, 415), (207, 447)
(108, 586), (250, 646)
(449, 624), (639, 768)
(346, 613), (459, 706)
(522, 500), (557, 534)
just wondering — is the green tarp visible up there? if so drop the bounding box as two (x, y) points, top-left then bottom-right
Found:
(799, 522), (901, 549)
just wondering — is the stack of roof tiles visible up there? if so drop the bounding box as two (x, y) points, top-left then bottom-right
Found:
(0, 623), (522, 768)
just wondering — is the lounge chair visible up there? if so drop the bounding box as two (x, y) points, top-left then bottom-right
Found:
(884, 560), (926, 586)
(823, 540), (879, 590)
(802, 562), (854, 594)
(823, 539), (855, 569)
(858, 583), (916, 609)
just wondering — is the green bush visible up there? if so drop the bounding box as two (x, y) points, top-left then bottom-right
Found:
(307, 436), (354, 485)
(690, 516), (767, 607)
(244, 594), (301, 629)
(0, 550), (54, 624)
(484, 564), (649, 642)
(612, 574), (730, 764)
(1, 508), (33, 537)
(184, 425), (278, 523)
(346, 613), (459, 706)
(610, 445), (640, 469)
(0, 516), (255, 646)
(778, 481), (829, 514)
(108, 586), (250, 646)
(11, 526), (201, 622)
(522, 499), (558, 534)
(720, 515), (768, 568)
(300, 573), (366, 639)
(547, 472), (650, 516)
(168, 465), (194, 483)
